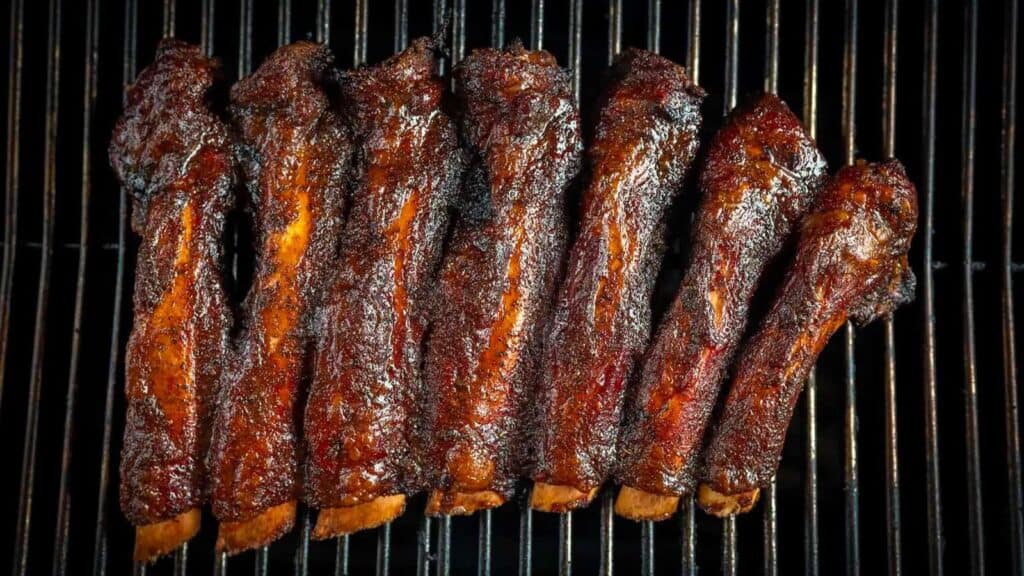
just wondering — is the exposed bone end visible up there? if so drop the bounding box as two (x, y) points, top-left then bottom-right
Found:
(697, 483), (760, 517)
(134, 508), (201, 564)
(425, 489), (505, 516)
(529, 482), (599, 513)
(216, 500), (296, 555)
(312, 495), (407, 540)
(613, 486), (680, 521)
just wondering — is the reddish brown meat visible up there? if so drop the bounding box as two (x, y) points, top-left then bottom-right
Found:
(530, 49), (704, 513)
(616, 94), (828, 521)
(699, 160), (917, 516)
(208, 41), (352, 554)
(303, 38), (462, 538)
(109, 39), (234, 562)
(423, 43), (582, 516)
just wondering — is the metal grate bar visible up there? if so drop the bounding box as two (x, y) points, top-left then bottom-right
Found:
(568, 0), (581, 99)
(334, 528), (350, 576)
(600, 490), (614, 576)
(53, 0), (99, 573)
(437, 514), (451, 576)
(840, 0), (861, 572)
(648, 0), (660, 53)
(163, 0), (175, 37)
(721, 0), (740, 570)
(316, 0), (330, 45)
(680, 2), (701, 572)
(722, 513), (737, 576)
(278, 0), (291, 45)
(919, 1), (943, 573)
(394, 0), (407, 52)
(531, 0), (544, 50)
(880, 1), (903, 574)
(202, 0), (215, 56)
(559, 512), (573, 575)
(0, 0), (25, 416)
(14, 0), (62, 572)
(518, 502), (532, 576)
(478, 509), (492, 576)
(354, 0), (368, 67)
(1001, 0), (1024, 572)
(415, 513), (429, 576)
(801, 1), (821, 574)
(641, 520), (654, 576)
(960, 1), (985, 574)
(94, 1), (135, 572)
(491, 0), (505, 48)
(762, 2), (781, 573)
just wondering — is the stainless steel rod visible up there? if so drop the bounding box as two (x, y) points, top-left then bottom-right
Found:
(960, 1), (985, 574)
(920, 0), (944, 573)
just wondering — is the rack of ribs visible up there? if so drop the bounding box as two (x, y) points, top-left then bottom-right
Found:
(109, 40), (234, 563)
(699, 160), (917, 516)
(304, 37), (462, 538)
(208, 41), (352, 554)
(615, 94), (828, 521)
(423, 43), (582, 516)
(530, 49), (705, 513)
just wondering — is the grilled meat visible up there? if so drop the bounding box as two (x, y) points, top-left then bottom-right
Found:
(109, 39), (234, 563)
(424, 43), (582, 516)
(531, 49), (704, 513)
(615, 94), (828, 521)
(304, 37), (462, 538)
(699, 160), (917, 516)
(208, 41), (352, 554)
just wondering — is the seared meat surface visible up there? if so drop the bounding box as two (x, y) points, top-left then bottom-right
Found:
(424, 43), (582, 516)
(304, 37), (462, 538)
(208, 41), (352, 554)
(531, 49), (704, 513)
(110, 39), (234, 562)
(616, 94), (827, 521)
(699, 160), (917, 516)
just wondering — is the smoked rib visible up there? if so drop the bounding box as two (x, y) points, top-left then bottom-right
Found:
(424, 43), (582, 516)
(109, 40), (234, 563)
(699, 160), (917, 516)
(615, 94), (828, 521)
(530, 49), (704, 513)
(208, 42), (352, 554)
(304, 38), (462, 538)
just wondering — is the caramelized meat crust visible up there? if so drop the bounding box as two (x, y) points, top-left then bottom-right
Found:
(617, 94), (828, 502)
(423, 43), (582, 514)
(110, 39), (233, 531)
(699, 160), (917, 515)
(207, 41), (351, 551)
(531, 49), (704, 511)
(304, 38), (462, 521)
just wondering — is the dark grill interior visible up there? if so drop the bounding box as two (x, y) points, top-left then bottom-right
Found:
(0, 0), (1022, 574)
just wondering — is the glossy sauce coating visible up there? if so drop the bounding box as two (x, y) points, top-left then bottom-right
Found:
(617, 94), (828, 497)
(532, 49), (704, 507)
(110, 39), (233, 528)
(304, 38), (461, 510)
(424, 43), (582, 514)
(700, 161), (917, 512)
(207, 42), (351, 550)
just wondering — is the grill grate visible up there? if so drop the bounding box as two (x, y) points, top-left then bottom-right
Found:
(0, 0), (1021, 574)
